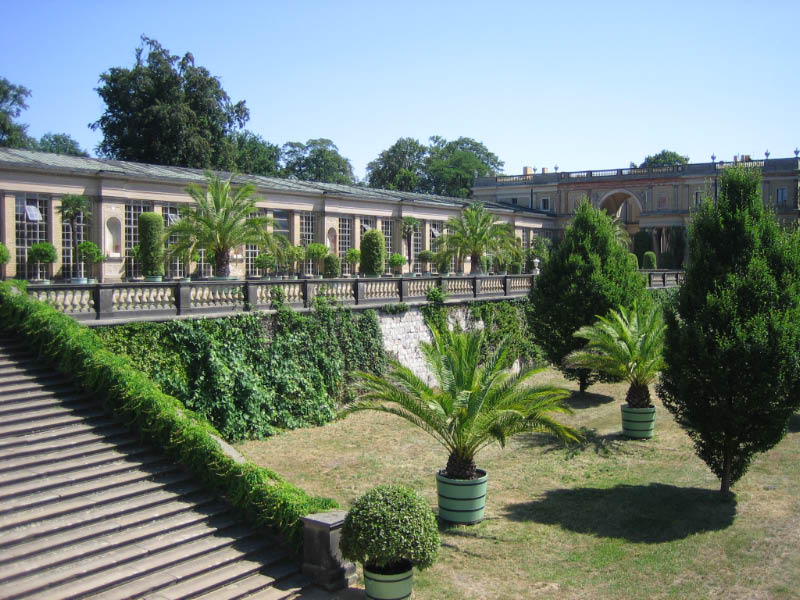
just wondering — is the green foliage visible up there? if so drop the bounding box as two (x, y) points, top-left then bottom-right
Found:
(340, 485), (439, 571)
(254, 252), (276, 273)
(648, 287), (678, 316)
(345, 247), (361, 268)
(511, 261), (523, 274)
(633, 230), (652, 266)
(0, 77), (35, 148)
(468, 299), (546, 368)
(643, 251), (657, 270)
(76, 242), (105, 272)
(389, 253), (406, 270)
(341, 326), (579, 479)
(323, 253), (341, 278)
(304, 242), (328, 275)
(359, 229), (385, 276)
(59, 194), (91, 278)
(528, 199), (647, 392)
(366, 137), (428, 191)
(437, 203), (515, 275)
(171, 172), (278, 277)
(138, 212), (165, 277)
(566, 301), (665, 408)
(96, 301), (386, 442)
(28, 242), (58, 264)
(37, 133), (89, 157)
(281, 138), (354, 184)
(639, 150), (689, 168)
(401, 217), (419, 268)
(628, 253), (639, 269)
(419, 284), (448, 333)
(0, 281), (338, 548)
(660, 227), (685, 269)
(418, 249), (435, 268)
(283, 245), (305, 274)
(229, 130), (280, 176)
(381, 302), (409, 315)
(0, 242), (9, 266)
(91, 36), (249, 169)
(658, 166), (800, 494)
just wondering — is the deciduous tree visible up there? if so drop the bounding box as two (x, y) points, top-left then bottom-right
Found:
(0, 77), (35, 149)
(281, 138), (354, 184)
(639, 150), (689, 168)
(37, 133), (89, 157)
(366, 137), (427, 191)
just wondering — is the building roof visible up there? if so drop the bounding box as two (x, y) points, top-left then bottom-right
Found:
(0, 148), (551, 217)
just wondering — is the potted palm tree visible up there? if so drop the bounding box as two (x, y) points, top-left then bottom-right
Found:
(400, 216), (419, 274)
(565, 300), (665, 438)
(437, 203), (515, 275)
(76, 241), (105, 283)
(341, 326), (580, 524)
(168, 173), (278, 279)
(58, 194), (90, 282)
(28, 242), (58, 283)
(340, 485), (439, 600)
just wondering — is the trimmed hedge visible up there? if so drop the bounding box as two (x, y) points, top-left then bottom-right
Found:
(643, 251), (657, 270)
(0, 281), (338, 549)
(138, 212), (165, 277)
(359, 229), (385, 277)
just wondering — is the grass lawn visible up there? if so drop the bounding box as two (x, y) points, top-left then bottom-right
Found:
(237, 370), (800, 599)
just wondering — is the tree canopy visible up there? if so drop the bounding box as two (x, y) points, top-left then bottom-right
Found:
(37, 133), (89, 157)
(281, 138), (354, 184)
(365, 136), (504, 198)
(639, 150), (689, 168)
(91, 36), (249, 169)
(230, 130), (281, 177)
(0, 77), (35, 148)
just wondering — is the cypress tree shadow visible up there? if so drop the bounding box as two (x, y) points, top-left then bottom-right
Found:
(565, 390), (616, 409)
(518, 427), (625, 457)
(788, 414), (800, 433)
(503, 483), (736, 543)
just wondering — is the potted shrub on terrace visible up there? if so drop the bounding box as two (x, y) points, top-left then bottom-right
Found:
(58, 194), (90, 282)
(388, 253), (406, 276)
(341, 326), (579, 524)
(28, 242), (58, 283)
(0, 242), (9, 280)
(643, 251), (657, 270)
(138, 212), (165, 282)
(359, 229), (385, 277)
(323, 253), (341, 278)
(76, 241), (105, 283)
(418, 249), (435, 276)
(285, 245), (305, 279)
(254, 252), (277, 279)
(565, 300), (665, 438)
(304, 243), (328, 278)
(340, 485), (439, 600)
(345, 247), (361, 277)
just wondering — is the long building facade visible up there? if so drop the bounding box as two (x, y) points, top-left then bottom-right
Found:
(0, 149), (555, 282)
(473, 156), (800, 263)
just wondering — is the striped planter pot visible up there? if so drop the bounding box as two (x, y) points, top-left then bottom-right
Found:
(363, 566), (413, 600)
(621, 404), (656, 439)
(436, 469), (488, 524)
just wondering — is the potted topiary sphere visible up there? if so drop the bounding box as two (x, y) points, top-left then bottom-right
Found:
(388, 253), (406, 276)
(418, 250), (435, 276)
(340, 485), (439, 600)
(28, 241), (58, 283)
(254, 252), (277, 279)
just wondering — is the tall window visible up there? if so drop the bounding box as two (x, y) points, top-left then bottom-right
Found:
(339, 217), (353, 275)
(15, 194), (49, 279)
(382, 219), (393, 273)
(412, 221), (422, 273)
(300, 212), (315, 275)
(541, 197), (550, 212)
(429, 222), (442, 273)
(776, 187), (788, 209)
(124, 200), (152, 279)
(273, 209), (290, 241)
(162, 204), (184, 279)
(61, 204), (89, 279)
(245, 208), (269, 277)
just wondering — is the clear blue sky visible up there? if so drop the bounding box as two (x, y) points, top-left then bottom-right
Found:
(3, 0), (798, 179)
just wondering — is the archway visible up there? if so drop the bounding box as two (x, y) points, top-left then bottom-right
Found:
(598, 189), (642, 236)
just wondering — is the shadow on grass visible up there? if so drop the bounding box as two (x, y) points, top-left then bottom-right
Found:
(503, 483), (736, 543)
(518, 427), (626, 458)
(565, 390), (616, 409)
(788, 413), (800, 433)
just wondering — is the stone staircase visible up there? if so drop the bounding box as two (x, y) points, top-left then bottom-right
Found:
(0, 334), (328, 600)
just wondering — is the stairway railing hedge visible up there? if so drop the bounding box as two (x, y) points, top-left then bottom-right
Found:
(0, 280), (338, 550)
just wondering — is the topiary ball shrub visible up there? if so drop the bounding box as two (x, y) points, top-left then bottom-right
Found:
(138, 212), (165, 277)
(643, 251), (657, 270)
(340, 485), (439, 573)
(323, 253), (341, 278)
(360, 229), (386, 276)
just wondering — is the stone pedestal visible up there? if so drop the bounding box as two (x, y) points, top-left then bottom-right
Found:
(301, 510), (356, 592)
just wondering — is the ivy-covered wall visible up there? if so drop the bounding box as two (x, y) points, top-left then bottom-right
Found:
(96, 298), (386, 442)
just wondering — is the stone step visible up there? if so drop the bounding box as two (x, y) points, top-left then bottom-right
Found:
(0, 453), (169, 501)
(0, 391), (93, 415)
(0, 475), (202, 542)
(0, 362), (52, 376)
(0, 491), (221, 564)
(0, 510), (239, 582)
(0, 435), (138, 473)
(0, 370), (69, 386)
(0, 426), (133, 461)
(4, 523), (267, 599)
(0, 379), (76, 398)
(0, 410), (112, 439)
(0, 443), (151, 485)
(0, 419), (125, 451)
(0, 401), (100, 428)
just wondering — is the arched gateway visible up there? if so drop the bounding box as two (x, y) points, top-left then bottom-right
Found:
(598, 189), (642, 234)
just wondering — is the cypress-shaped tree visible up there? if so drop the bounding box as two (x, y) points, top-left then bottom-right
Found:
(658, 166), (800, 494)
(528, 199), (646, 392)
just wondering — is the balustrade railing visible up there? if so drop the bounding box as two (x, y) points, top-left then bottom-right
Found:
(25, 271), (682, 322)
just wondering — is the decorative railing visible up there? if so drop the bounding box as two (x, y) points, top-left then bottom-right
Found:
(26, 275), (534, 322)
(25, 271), (681, 322)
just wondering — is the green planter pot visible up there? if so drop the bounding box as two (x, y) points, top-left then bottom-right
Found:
(71, 277), (88, 284)
(436, 469), (488, 524)
(363, 565), (413, 600)
(144, 275), (163, 282)
(621, 404), (656, 439)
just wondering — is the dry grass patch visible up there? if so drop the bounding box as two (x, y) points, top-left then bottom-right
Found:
(238, 369), (800, 600)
